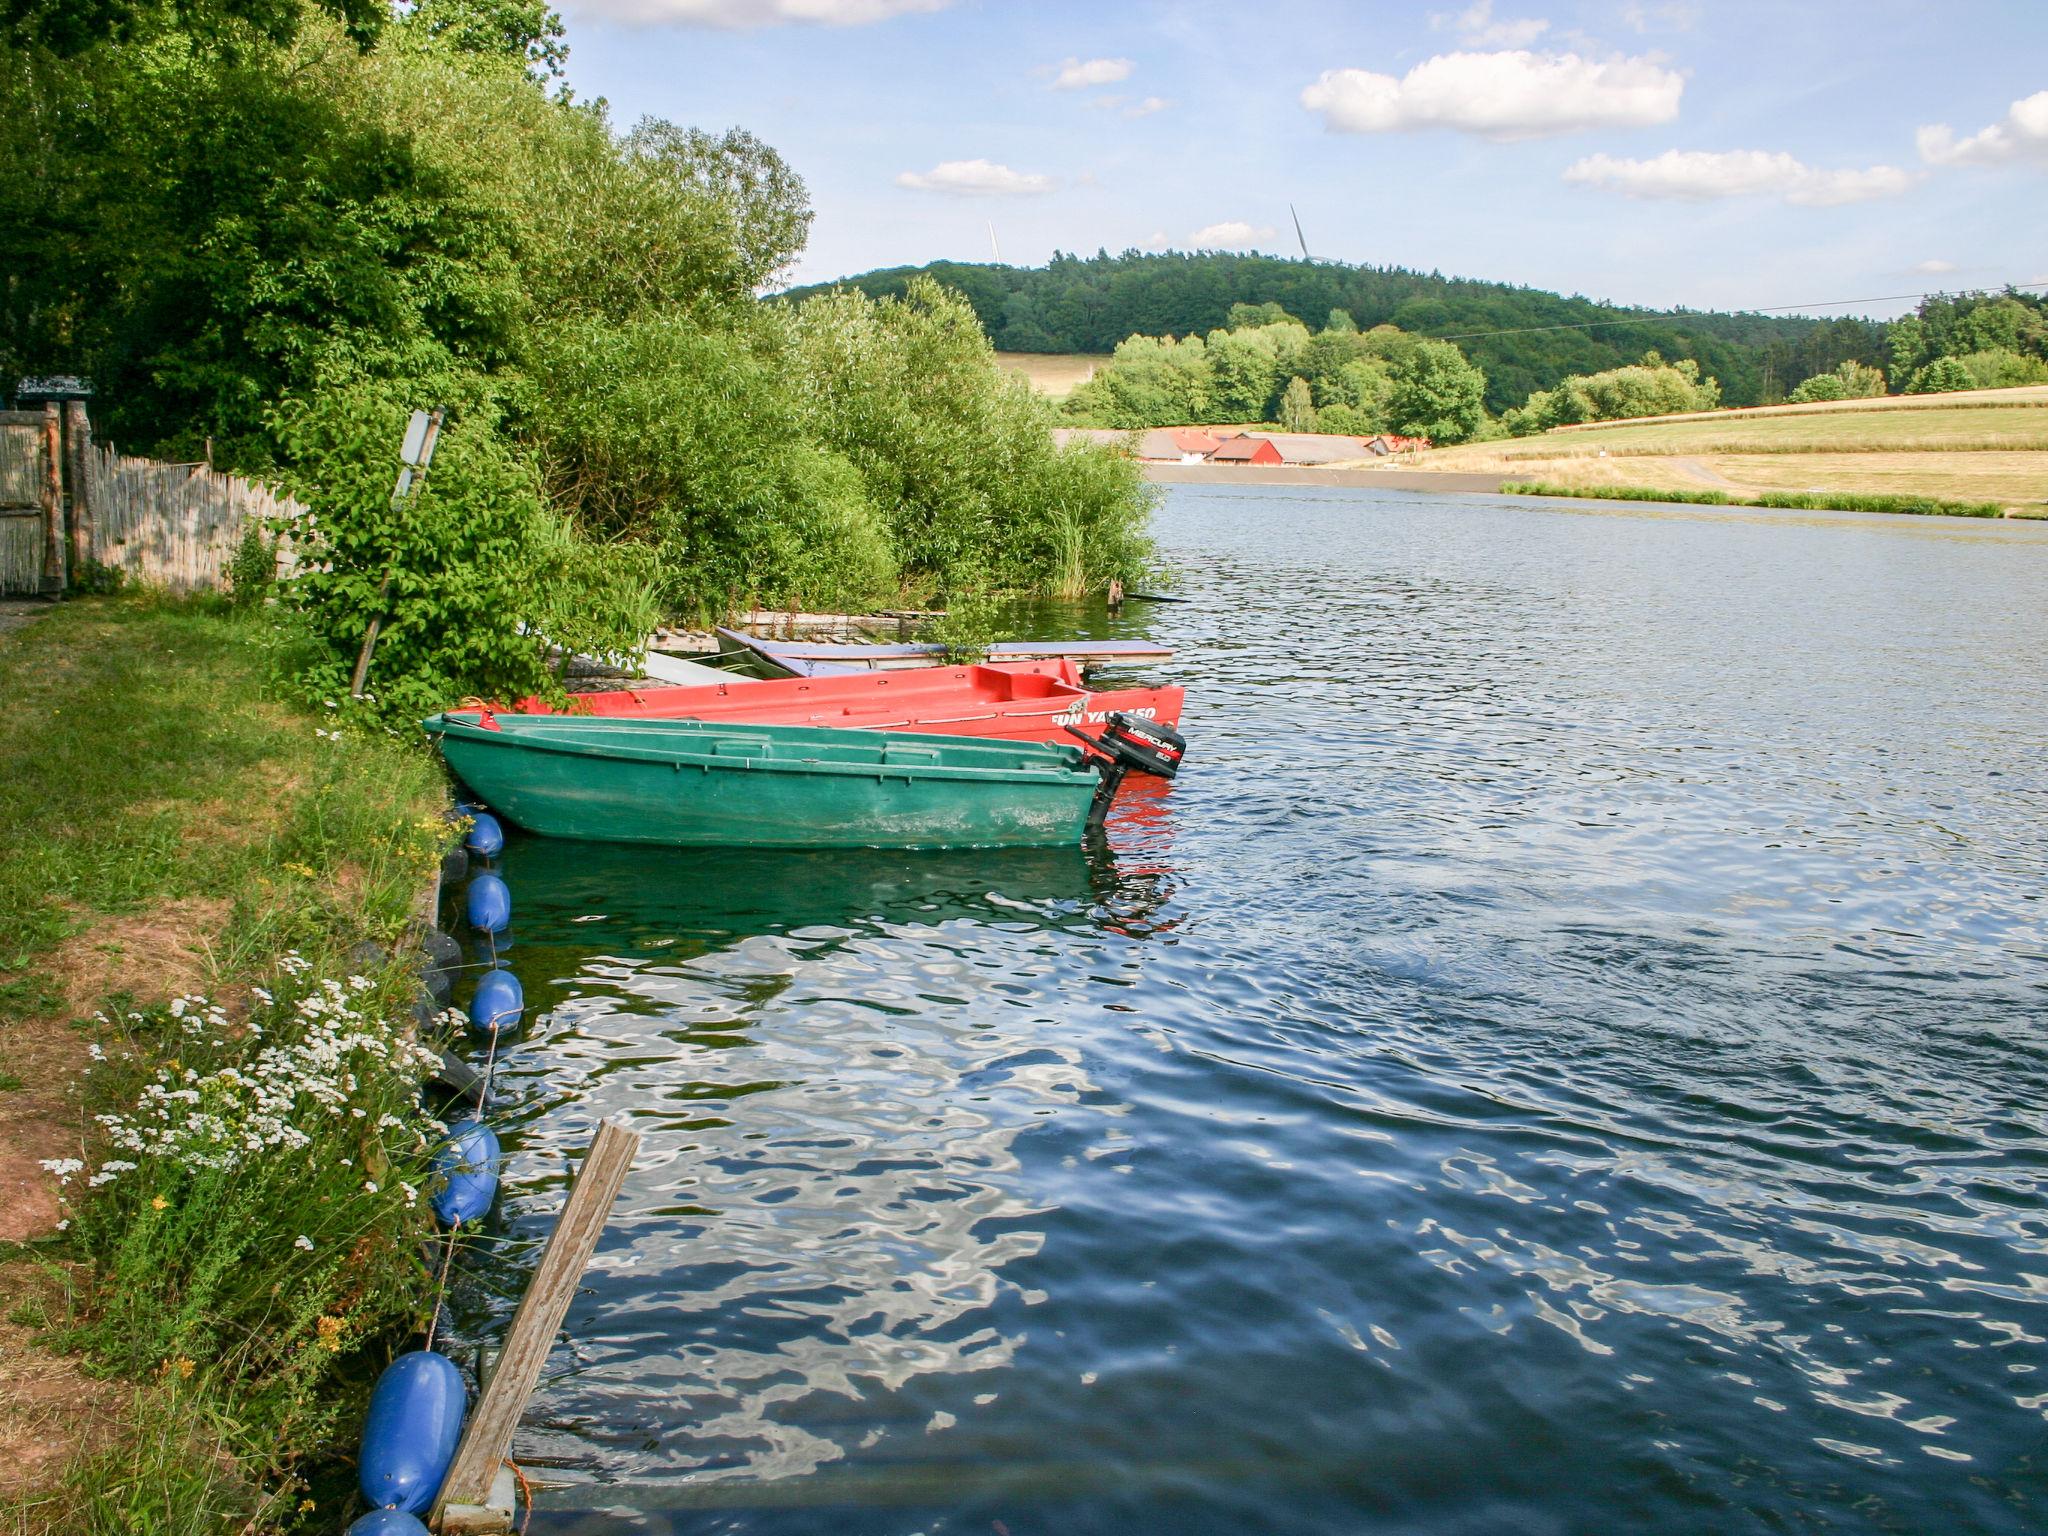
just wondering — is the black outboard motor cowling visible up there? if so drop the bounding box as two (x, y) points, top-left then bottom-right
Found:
(1096, 711), (1185, 780)
(1067, 710), (1188, 827)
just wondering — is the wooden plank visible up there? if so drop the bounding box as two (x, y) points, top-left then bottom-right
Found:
(64, 402), (91, 580)
(39, 405), (63, 594)
(431, 1118), (640, 1530)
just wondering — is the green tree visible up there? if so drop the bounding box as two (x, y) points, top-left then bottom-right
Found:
(1387, 340), (1487, 444)
(1278, 375), (1317, 433)
(1788, 359), (1884, 403)
(403, 0), (567, 80)
(1910, 356), (1975, 393)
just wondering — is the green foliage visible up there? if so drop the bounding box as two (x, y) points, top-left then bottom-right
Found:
(402, 0), (567, 80)
(1786, 358), (1884, 404)
(781, 278), (1153, 598)
(5, 0), (1156, 696)
(272, 390), (557, 717)
(0, 595), (453, 1525)
(1883, 288), (2048, 388)
(785, 251), (1891, 412)
(1503, 480), (2005, 518)
(921, 585), (1007, 663)
(1386, 339), (1488, 444)
(1278, 375), (1317, 433)
(1953, 348), (2048, 389)
(225, 524), (277, 607)
(1910, 356), (1976, 394)
(1506, 353), (1722, 434)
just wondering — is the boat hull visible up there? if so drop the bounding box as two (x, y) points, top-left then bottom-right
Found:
(424, 715), (1100, 851)
(508, 662), (1184, 745)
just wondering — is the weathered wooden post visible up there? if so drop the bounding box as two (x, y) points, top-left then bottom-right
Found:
(39, 404), (64, 594)
(432, 1117), (640, 1534)
(351, 407), (443, 700)
(64, 401), (92, 580)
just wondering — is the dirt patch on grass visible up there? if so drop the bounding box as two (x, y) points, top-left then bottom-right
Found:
(0, 1263), (121, 1519)
(0, 898), (230, 1243)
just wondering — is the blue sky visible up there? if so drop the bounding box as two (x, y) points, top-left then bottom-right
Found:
(550, 0), (2048, 320)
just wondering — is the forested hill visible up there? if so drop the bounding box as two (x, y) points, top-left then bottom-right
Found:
(780, 251), (1886, 411)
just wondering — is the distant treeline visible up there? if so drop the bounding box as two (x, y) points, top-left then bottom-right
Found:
(780, 251), (1894, 412)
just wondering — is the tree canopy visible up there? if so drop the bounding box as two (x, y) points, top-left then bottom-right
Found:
(1, 0), (1152, 715)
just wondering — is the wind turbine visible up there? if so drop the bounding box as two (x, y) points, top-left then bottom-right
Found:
(1290, 204), (1312, 262)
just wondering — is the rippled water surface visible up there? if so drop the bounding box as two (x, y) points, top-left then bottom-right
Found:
(459, 487), (2048, 1534)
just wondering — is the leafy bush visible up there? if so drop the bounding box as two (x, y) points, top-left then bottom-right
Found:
(272, 391), (555, 717)
(1909, 356), (1976, 394)
(1953, 348), (2048, 389)
(1788, 359), (1885, 403)
(1506, 353), (1721, 434)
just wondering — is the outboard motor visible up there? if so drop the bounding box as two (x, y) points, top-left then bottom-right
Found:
(1067, 711), (1187, 827)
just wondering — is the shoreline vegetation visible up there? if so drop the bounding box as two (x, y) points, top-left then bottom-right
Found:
(0, 596), (455, 1532)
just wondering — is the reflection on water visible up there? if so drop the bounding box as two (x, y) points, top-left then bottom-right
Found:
(450, 487), (2048, 1535)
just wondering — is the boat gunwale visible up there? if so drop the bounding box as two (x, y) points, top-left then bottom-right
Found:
(424, 714), (1097, 785)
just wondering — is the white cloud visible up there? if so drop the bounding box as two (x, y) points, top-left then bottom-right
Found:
(1562, 148), (1917, 205)
(1052, 57), (1133, 90)
(896, 159), (1054, 197)
(1190, 220), (1276, 249)
(1125, 95), (1170, 119)
(1142, 230), (1171, 249)
(1301, 50), (1683, 141)
(1433, 0), (1550, 48)
(1911, 258), (1958, 275)
(1917, 90), (2048, 167)
(595, 0), (947, 26)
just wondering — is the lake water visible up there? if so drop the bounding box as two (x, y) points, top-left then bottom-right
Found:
(456, 486), (2048, 1534)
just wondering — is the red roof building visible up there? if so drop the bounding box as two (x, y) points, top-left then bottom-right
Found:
(1208, 433), (1284, 465)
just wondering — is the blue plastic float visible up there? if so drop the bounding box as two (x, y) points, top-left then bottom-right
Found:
(357, 1349), (466, 1515)
(431, 1119), (501, 1226)
(346, 1511), (432, 1535)
(464, 872), (511, 934)
(468, 967), (524, 1035)
(463, 810), (504, 858)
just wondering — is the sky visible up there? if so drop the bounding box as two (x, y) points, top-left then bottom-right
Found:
(547, 0), (2048, 321)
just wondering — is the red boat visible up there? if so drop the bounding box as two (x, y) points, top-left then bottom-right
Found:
(506, 660), (1184, 745)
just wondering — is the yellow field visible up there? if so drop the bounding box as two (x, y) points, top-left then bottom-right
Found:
(996, 352), (1105, 397)
(1406, 390), (2048, 511)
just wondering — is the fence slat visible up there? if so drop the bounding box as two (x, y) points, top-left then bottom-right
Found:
(76, 431), (306, 593)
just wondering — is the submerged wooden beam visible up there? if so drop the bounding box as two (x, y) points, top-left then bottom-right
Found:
(432, 1117), (640, 1532)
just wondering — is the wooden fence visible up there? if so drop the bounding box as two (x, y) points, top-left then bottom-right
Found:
(82, 436), (306, 592)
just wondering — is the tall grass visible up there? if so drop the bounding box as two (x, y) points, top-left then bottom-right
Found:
(0, 595), (455, 1532)
(1500, 481), (2010, 518)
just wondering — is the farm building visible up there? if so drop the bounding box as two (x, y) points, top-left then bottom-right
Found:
(1208, 433), (1284, 466)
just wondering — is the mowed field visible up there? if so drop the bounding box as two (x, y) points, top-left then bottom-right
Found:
(996, 352), (1105, 397)
(1405, 387), (2048, 511)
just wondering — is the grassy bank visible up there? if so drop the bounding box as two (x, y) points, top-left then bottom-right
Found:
(1405, 389), (2048, 514)
(0, 595), (455, 1532)
(1500, 481), (2015, 518)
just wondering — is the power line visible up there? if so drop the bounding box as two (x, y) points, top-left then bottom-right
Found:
(1431, 282), (2048, 344)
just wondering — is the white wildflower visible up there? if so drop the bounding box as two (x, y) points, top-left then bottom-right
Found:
(252, 987), (273, 1005)
(88, 1043), (105, 1061)
(39, 1158), (84, 1182)
(363, 1180), (378, 1193)
(294, 1234), (314, 1251)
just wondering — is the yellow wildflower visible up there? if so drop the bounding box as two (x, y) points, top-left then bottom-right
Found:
(151, 1195), (168, 1211)
(315, 1315), (345, 1352)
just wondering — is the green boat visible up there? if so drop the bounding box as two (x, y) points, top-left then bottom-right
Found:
(422, 711), (1102, 850)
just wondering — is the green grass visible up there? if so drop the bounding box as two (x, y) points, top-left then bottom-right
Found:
(1501, 481), (2009, 518)
(1525, 402), (2048, 455)
(0, 594), (456, 1532)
